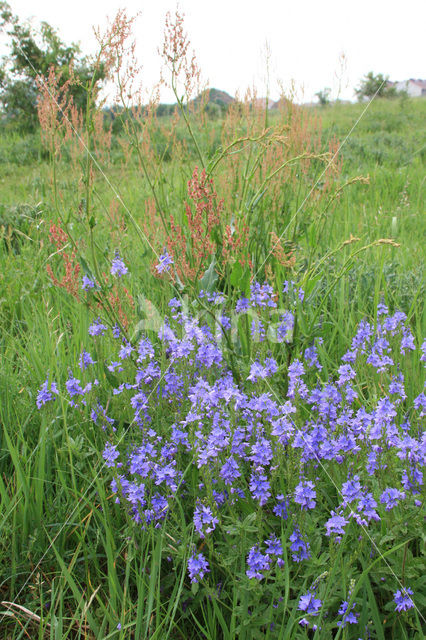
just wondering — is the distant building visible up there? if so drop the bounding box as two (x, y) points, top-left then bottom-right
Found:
(394, 79), (426, 97)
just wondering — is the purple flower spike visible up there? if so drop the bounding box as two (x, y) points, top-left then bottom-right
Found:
(187, 552), (209, 583)
(36, 377), (59, 409)
(193, 503), (219, 538)
(380, 487), (405, 511)
(294, 480), (316, 510)
(337, 599), (359, 626)
(156, 250), (174, 274)
(102, 442), (120, 468)
(111, 252), (128, 277)
(290, 528), (311, 562)
(82, 274), (96, 290)
(298, 591), (322, 616)
(325, 512), (347, 538)
(246, 545), (270, 580)
(393, 587), (414, 612)
(88, 318), (107, 336)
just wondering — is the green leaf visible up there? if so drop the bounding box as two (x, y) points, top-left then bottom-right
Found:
(230, 260), (243, 288)
(79, 256), (101, 290)
(103, 363), (119, 389)
(230, 262), (251, 295)
(363, 575), (386, 640)
(303, 273), (322, 297)
(248, 188), (267, 212)
(199, 256), (218, 293)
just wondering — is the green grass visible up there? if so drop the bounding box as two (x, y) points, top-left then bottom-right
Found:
(0, 96), (425, 638)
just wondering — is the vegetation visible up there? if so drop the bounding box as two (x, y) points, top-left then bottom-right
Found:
(355, 72), (399, 101)
(315, 87), (331, 106)
(0, 1), (104, 131)
(0, 8), (425, 640)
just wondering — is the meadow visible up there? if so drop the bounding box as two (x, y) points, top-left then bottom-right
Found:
(0, 15), (425, 639)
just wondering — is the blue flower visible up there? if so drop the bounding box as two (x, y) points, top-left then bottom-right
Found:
(82, 274), (96, 290)
(220, 457), (241, 485)
(102, 442), (120, 468)
(156, 250), (174, 274)
(193, 503), (219, 538)
(294, 480), (316, 510)
(336, 364), (356, 387)
(235, 297), (249, 313)
(78, 349), (96, 370)
(304, 343), (322, 370)
(246, 545), (270, 580)
(393, 587), (414, 612)
(65, 373), (85, 397)
(250, 281), (276, 308)
(273, 494), (288, 519)
(337, 599), (359, 626)
(377, 302), (388, 316)
(249, 472), (271, 506)
(250, 318), (265, 341)
(276, 311), (294, 343)
(290, 528), (310, 562)
(36, 377), (59, 409)
(168, 297), (182, 309)
(341, 476), (362, 503)
(264, 533), (283, 557)
(187, 552), (209, 583)
(325, 512), (347, 538)
(88, 318), (107, 336)
(400, 329), (415, 354)
(420, 339), (426, 364)
(298, 591), (322, 615)
(380, 487), (405, 511)
(119, 342), (134, 360)
(111, 252), (128, 277)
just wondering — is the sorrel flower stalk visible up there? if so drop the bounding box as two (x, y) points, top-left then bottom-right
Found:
(45, 219), (135, 334)
(37, 31), (126, 332)
(164, 166), (223, 283)
(46, 221), (81, 299)
(95, 10), (168, 235)
(161, 10), (205, 170)
(37, 65), (76, 212)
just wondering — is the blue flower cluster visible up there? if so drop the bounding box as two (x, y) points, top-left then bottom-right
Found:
(37, 283), (424, 622)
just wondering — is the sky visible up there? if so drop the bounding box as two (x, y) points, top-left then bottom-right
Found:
(6, 0), (426, 104)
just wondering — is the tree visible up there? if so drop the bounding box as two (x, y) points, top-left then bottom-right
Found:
(0, 2), (104, 130)
(355, 72), (398, 101)
(315, 87), (331, 106)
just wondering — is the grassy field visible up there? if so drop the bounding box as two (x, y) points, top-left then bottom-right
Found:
(0, 93), (425, 639)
